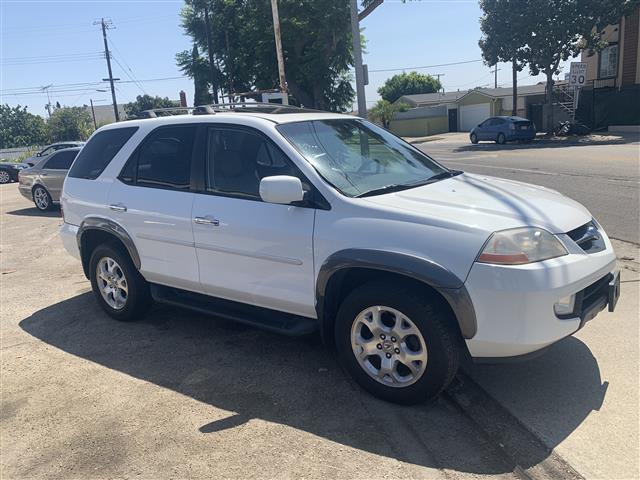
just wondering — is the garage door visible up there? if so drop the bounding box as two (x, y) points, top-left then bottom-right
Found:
(460, 103), (490, 131)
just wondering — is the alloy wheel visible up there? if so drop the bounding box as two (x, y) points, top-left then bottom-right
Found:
(33, 188), (49, 210)
(96, 256), (128, 310)
(350, 305), (428, 387)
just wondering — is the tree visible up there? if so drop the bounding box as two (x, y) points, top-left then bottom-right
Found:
(479, 0), (529, 116)
(368, 99), (409, 128)
(46, 107), (94, 142)
(124, 95), (179, 118)
(176, 43), (215, 106)
(520, 0), (638, 132)
(0, 104), (48, 148)
(377, 72), (442, 104)
(177, 0), (355, 111)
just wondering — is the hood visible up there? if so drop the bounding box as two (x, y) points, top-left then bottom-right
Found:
(362, 173), (591, 234)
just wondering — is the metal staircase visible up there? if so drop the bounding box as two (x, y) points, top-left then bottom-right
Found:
(553, 83), (576, 118)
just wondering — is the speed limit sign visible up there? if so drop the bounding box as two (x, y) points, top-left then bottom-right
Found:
(569, 62), (587, 87)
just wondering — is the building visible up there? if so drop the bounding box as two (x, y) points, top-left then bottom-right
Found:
(577, 5), (640, 129)
(391, 84), (549, 136)
(84, 103), (127, 126)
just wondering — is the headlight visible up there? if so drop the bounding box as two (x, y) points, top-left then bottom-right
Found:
(478, 227), (568, 265)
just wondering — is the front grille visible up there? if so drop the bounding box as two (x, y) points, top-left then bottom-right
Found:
(566, 221), (606, 253)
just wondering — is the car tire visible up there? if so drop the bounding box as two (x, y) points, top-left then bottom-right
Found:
(0, 170), (11, 184)
(496, 133), (506, 145)
(335, 281), (460, 405)
(89, 243), (151, 322)
(32, 185), (53, 211)
(470, 133), (478, 144)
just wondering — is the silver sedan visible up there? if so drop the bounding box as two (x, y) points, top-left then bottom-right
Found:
(18, 147), (81, 211)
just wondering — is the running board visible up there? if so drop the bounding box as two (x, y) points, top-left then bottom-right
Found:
(150, 284), (318, 336)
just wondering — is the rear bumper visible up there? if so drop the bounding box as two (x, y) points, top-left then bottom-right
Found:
(506, 130), (536, 140)
(18, 185), (32, 201)
(60, 222), (81, 261)
(464, 233), (617, 359)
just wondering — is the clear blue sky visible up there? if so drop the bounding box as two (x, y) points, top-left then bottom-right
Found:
(1, 0), (572, 117)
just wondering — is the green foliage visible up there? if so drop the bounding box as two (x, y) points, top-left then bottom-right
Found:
(0, 104), (48, 149)
(368, 100), (410, 128)
(178, 0), (355, 111)
(479, 0), (529, 67)
(46, 107), (94, 142)
(176, 43), (214, 106)
(377, 72), (442, 104)
(124, 95), (179, 118)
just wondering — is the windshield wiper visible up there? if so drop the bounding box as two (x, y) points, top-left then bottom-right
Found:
(356, 183), (417, 198)
(355, 170), (463, 198)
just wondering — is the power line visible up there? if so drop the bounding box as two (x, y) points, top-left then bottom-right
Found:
(107, 36), (148, 95)
(368, 59), (482, 73)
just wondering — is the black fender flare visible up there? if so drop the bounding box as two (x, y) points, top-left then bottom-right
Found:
(77, 217), (141, 277)
(315, 249), (477, 340)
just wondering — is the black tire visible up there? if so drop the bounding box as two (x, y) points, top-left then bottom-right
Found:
(496, 133), (506, 145)
(0, 170), (12, 184)
(335, 282), (461, 404)
(89, 243), (151, 322)
(32, 185), (53, 211)
(470, 133), (478, 144)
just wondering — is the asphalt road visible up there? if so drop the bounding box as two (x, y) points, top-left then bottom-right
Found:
(417, 133), (640, 244)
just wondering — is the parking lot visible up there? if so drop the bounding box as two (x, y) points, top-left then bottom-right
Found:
(1, 138), (638, 479)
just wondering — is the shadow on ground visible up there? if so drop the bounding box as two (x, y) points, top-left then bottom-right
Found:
(5, 207), (60, 218)
(20, 293), (607, 474)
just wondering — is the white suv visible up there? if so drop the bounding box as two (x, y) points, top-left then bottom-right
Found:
(60, 105), (619, 404)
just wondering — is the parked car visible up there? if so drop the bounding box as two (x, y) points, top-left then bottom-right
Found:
(59, 106), (619, 404)
(18, 147), (81, 211)
(470, 116), (536, 144)
(23, 141), (85, 167)
(0, 162), (29, 184)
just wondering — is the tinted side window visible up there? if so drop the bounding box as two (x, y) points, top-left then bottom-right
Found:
(43, 150), (78, 169)
(494, 118), (506, 125)
(68, 127), (138, 179)
(132, 126), (195, 190)
(206, 128), (300, 199)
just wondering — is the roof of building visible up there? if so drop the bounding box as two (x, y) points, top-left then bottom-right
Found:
(399, 83), (548, 106)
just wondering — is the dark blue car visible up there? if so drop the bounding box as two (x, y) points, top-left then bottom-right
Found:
(470, 116), (536, 144)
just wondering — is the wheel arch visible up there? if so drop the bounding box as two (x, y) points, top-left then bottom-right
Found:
(316, 249), (477, 345)
(77, 217), (141, 279)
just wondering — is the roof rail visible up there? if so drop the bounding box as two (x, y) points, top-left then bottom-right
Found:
(196, 102), (314, 114)
(137, 107), (195, 119)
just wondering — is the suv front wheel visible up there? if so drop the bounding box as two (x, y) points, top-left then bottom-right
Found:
(335, 282), (460, 404)
(89, 243), (151, 321)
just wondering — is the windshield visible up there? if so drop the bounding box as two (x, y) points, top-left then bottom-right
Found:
(277, 119), (449, 197)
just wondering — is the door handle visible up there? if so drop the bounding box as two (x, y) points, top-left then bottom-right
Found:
(41, 173), (48, 177)
(194, 216), (219, 226)
(109, 203), (127, 212)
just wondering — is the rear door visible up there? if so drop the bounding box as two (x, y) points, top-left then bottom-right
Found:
(191, 125), (316, 318)
(40, 150), (77, 200)
(107, 124), (201, 292)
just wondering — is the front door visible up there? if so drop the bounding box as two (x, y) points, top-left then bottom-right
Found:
(107, 124), (201, 291)
(192, 125), (316, 318)
(40, 149), (77, 200)
(448, 109), (458, 132)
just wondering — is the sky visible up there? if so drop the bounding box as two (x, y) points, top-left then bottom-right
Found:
(1, 0), (574, 118)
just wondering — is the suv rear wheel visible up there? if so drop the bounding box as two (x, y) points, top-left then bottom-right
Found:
(89, 243), (151, 321)
(335, 282), (460, 404)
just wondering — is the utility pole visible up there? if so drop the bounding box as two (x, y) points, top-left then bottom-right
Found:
(490, 65), (501, 89)
(270, 0), (289, 105)
(90, 99), (97, 129)
(40, 84), (53, 117)
(433, 73), (445, 92)
(350, 0), (367, 118)
(94, 18), (120, 122)
(202, 4), (220, 104)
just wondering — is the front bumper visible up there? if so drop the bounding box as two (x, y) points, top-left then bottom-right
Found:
(464, 232), (617, 359)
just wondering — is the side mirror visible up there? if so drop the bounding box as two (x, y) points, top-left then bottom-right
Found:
(259, 175), (304, 205)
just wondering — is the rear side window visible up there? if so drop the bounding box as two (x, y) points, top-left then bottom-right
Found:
(43, 150), (78, 170)
(68, 127), (138, 179)
(120, 125), (196, 190)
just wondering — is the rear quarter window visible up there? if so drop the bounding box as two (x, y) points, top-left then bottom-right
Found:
(68, 127), (138, 179)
